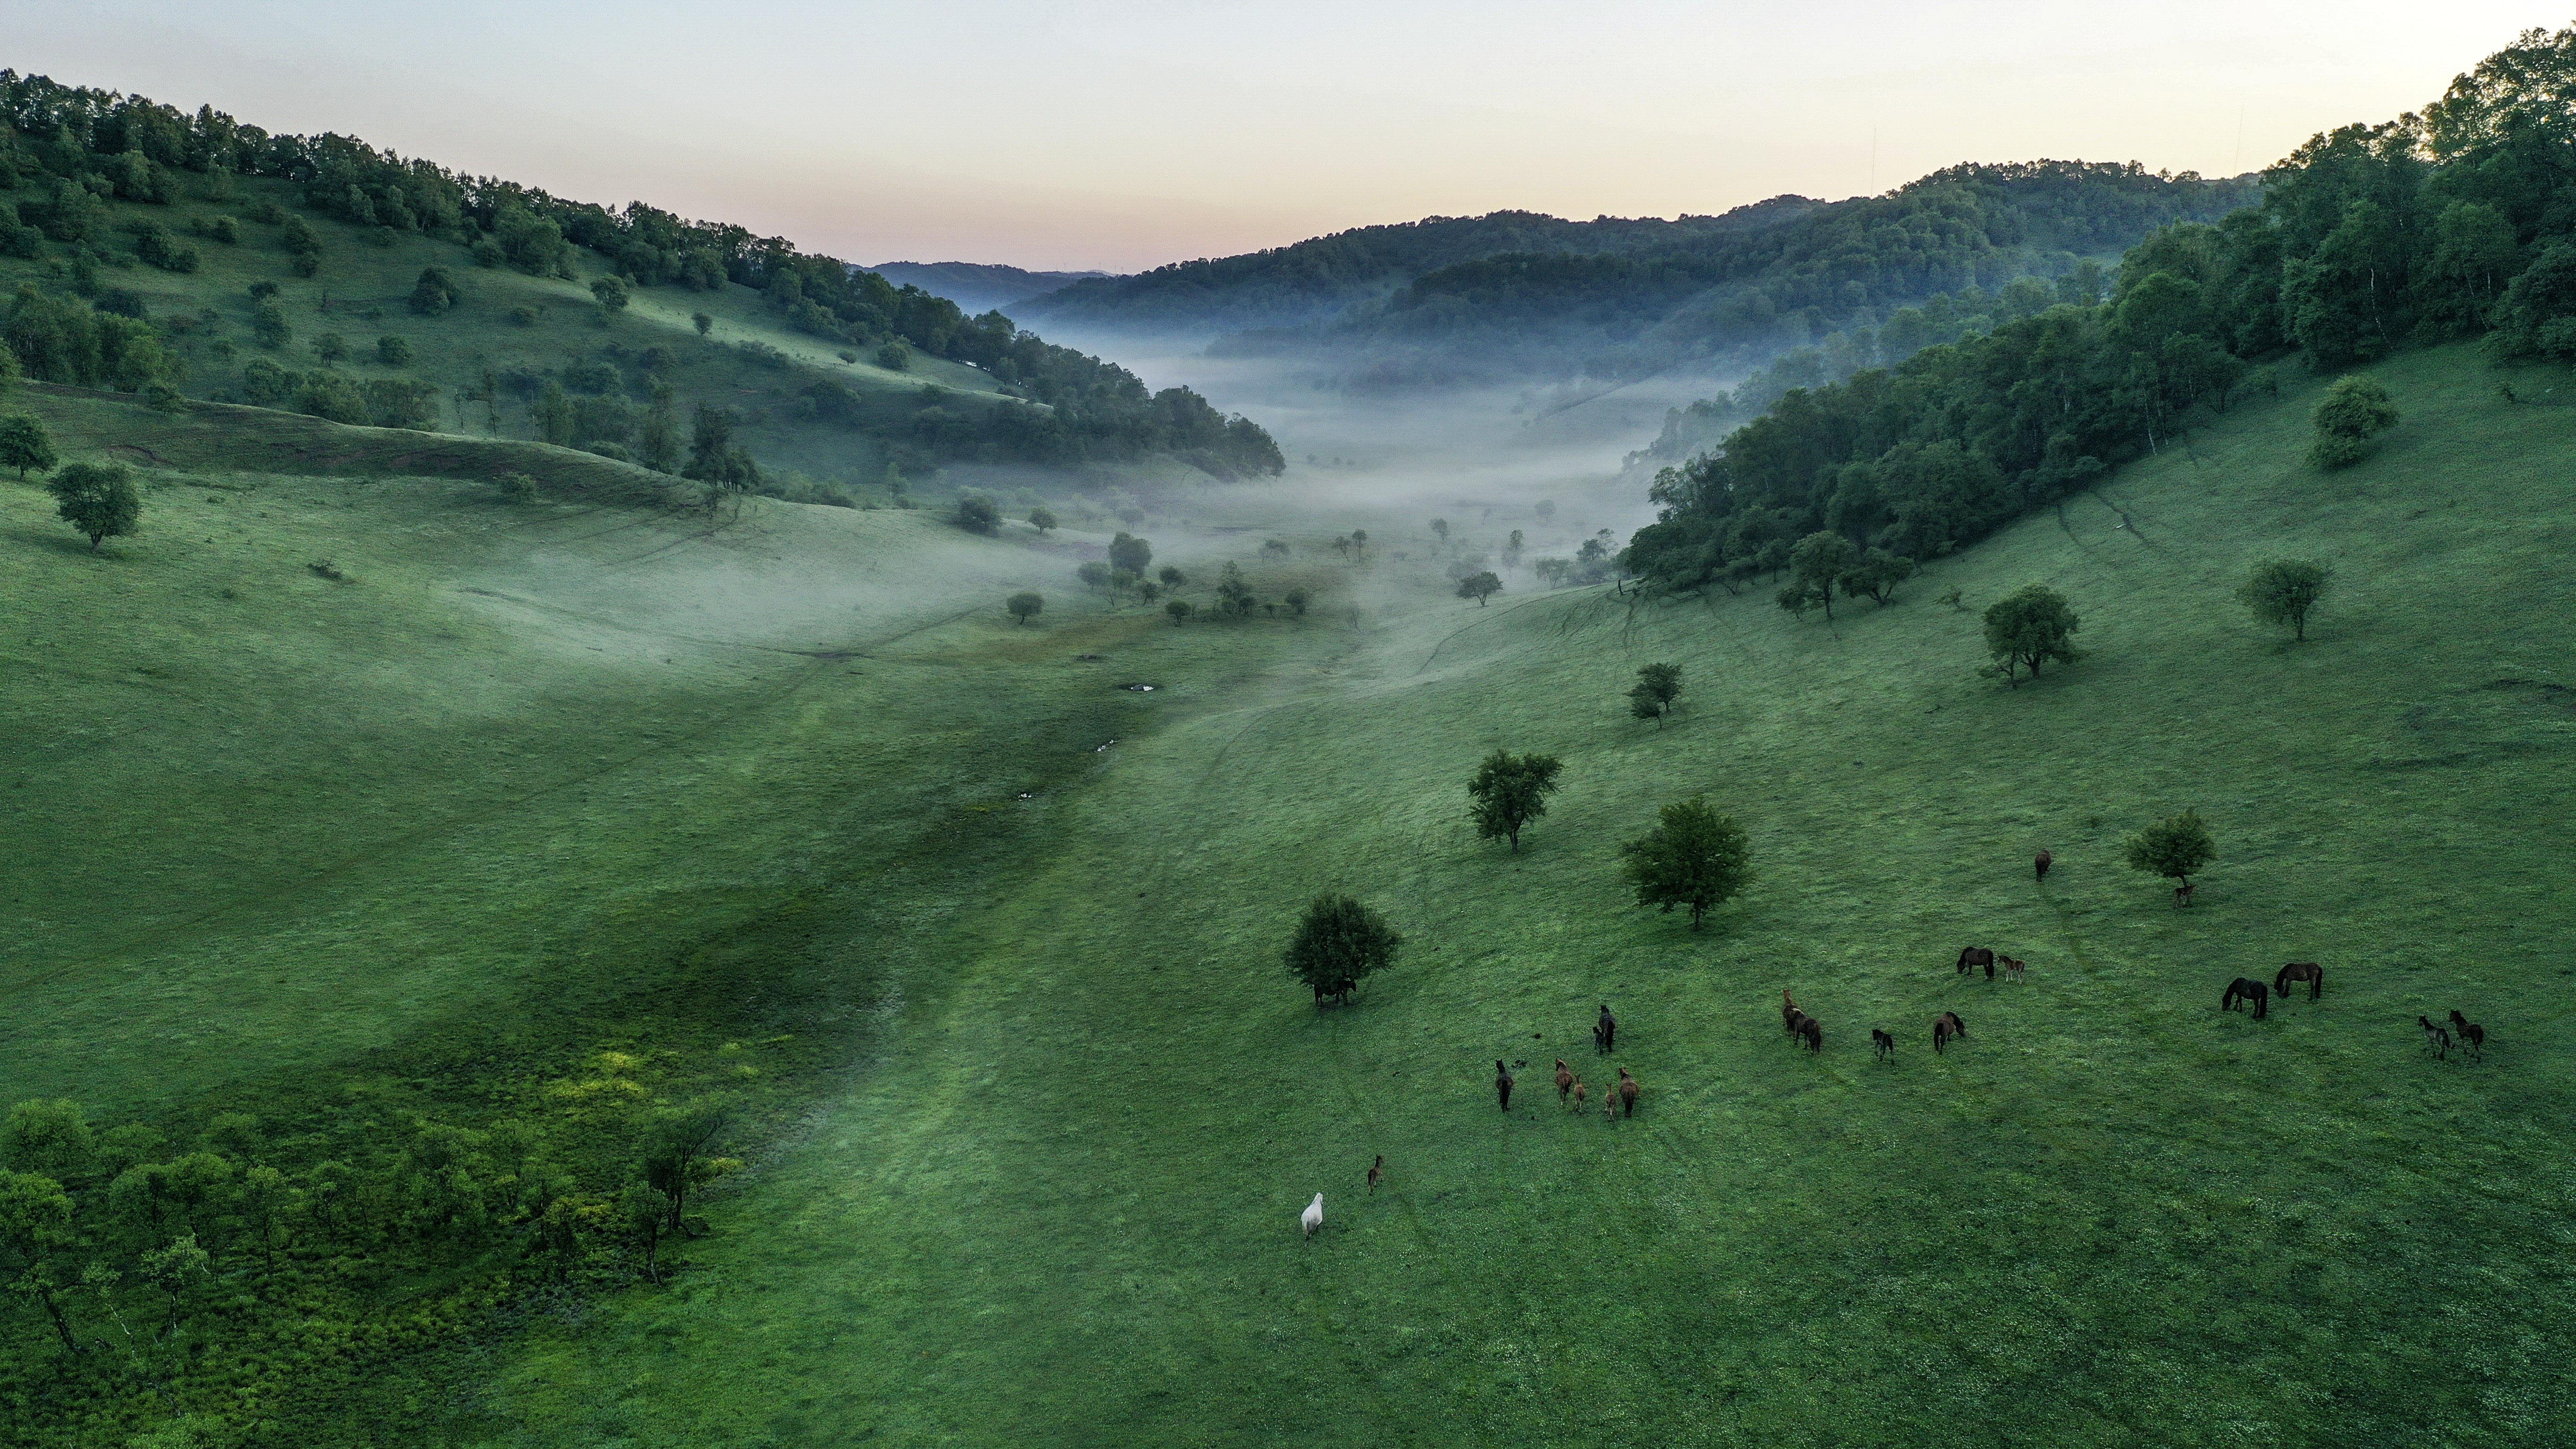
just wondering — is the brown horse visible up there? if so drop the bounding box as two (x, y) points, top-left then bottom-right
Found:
(2448, 1010), (2486, 1061)
(1933, 1012), (1967, 1054)
(2035, 849), (2053, 882)
(2000, 955), (2026, 983)
(1780, 989), (1801, 1030)
(1367, 1155), (1384, 1194)
(1494, 1060), (1514, 1112)
(1618, 1068), (1640, 1117)
(1793, 1016), (1823, 1054)
(1957, 947), (1995, 977)
(2174, 881), (2197, 908)
(2221, 978), (2269, 1021)
(1554, 1059), (1575, 1103)
(2275, 963), (2323, 1002)
(1871, 1028), (1896, 1061)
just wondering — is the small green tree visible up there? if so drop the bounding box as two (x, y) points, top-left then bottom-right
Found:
(2237, 558), (2333, 642)
(1027, 507), (1057, 534)
(0, 413), (56, 478)
(1165, 598), (1194, 623)
(1838, 548), (1915, 606)
(1158, 565), (1186, 589)
(1456, 570), (1502, 605)
(1282, 894), (1401, 1004)
(408, 266), (459, 315)
(691, 311), (714, 337)
(1627, 662), (1682, 726)
(954, 494), (1001, 534)
(875, 340), (911, 371)
(1076, 561), (1111, 593)
(589, 277), (629, 315)
(1283, 587), (1309, 617)
(1429, 517), (1449, 542)
(1006, 591), (1043, 625)
(2124, 809), (2216, 894)
(1108, 531), (1152, 577)
(1782, 531), (1858, 620)
(1982, 584), (2081, 687)
(0, 1170), (77, 1351)
(376, 335), (412, 366)
(2308, 376), (2398, 468)
(2, 1100), (93, 1182)
(47, 462), (140, 551)
(1467, 749), (1562, 852)
(1619, 797), (1751, 930)
(312, 333), (348, 362)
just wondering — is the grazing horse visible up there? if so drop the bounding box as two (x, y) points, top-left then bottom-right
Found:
(2035, 849), (2053, 882)
(1570, 1075), (1588, 1113)
(1367, 1156), (1384, 1194)
(2275, 962), (2323, 1002)
(2221, 978), (2270, 1021)
(1871, 1028), (1896, 1061)
(1595, 1005), (1619, 1055)
(1302, 1192), (1325, 1239)
(2419, 1015), (2452, 1060)
(1957, 947), (1996, 977)
(1793, 1016), (1823, 1054)
(1494, 1060), (1514, 1112)
(1618, 1068), (1640, 1117)
(1554, 1059), (1575, 1103)
(2448, 1010), (2487, 1061)
(2174, 881), (2197, 908)
(1933, 1012), (1966, 1054)
(2000, 955), (2026, 983)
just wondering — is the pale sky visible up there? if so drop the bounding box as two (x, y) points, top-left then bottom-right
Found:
(11, 2), (2563, 272)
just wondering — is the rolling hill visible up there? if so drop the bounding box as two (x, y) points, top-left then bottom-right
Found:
(868, 260), (1113, 315)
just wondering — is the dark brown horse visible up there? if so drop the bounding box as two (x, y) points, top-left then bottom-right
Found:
(2035, 848), (2053, 882)
(1871, 1028), (1896, 1061)
(1618, 1068), (1640, 1117)
(1957, 947), (1995, 978)
(1780, 988), (1801, 1031)
(1554, 1059), (1574, 1103)
(1594, 1005), (1618, 1055)
(1793, 1016), (1822, 1054)
(2275, 962), (2323, 1002)
(2419, 1015), (2452, 1060)
(2221, 978), (2269, 1020)
(1368, 1155), (1384, 1194)
(2448, 1010), (2486, 1061)
(1494, 1060), (1514, 1111)
(1933, 1012), (1967, 1054)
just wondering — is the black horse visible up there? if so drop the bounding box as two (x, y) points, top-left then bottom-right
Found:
(1871, 1028), (1896, 1061)
(1594, 1005), (1618, 1055)
(1957, 947), (1996, 978)
(2275, 962), (2324, 1002)
(2221, 977), (2270, 1021)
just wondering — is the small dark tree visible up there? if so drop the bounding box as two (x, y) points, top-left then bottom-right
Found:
(48, 462), (140, 551)
(1165, 598), (1193, 623)
(954, 494), (1001, 534)
(1108, 531), (1152, 577)
(691, 311), (713, 336)
(589, 277), (629, 314)
(1618, 797), (1751, 930)
(875, 340), (911, 371)
(1283, 587), (1310, 617)
(1349, 528), (1368, 559)
(2308, 376), (2398, 469)
(1982, 584), (2081, 687)
(1282, 894), (1401, 1005)
(2124, 809), (2216, 895)
(1838, 548), (1915, 605)
(1157, 565), (1186, 589)
(2237, 558), (2332, 642)
(1027, 507), (1057, 534)
(1076, 561), (1111, 593)
(0, 413), (56, 479)
(376, 335), (412, 367)
(1456, 571), (1502, 605)
(407, 266), (459, 315)
(1627, 662), (1682, 726)
(1784, 531), (1858, 620)
(1467, 749), (1562, 852)
(1430, 518), (1449, 543)
(1006, 591), (1043, 625)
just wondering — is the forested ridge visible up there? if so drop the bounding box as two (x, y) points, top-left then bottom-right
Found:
(0, 70), (1284, 483)
(1625, 26), (2576, 595)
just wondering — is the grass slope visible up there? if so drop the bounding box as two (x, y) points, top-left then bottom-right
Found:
(483, 345), (2576, 1446)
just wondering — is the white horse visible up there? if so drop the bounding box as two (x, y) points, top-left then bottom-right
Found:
(1300, 1192), (1324, 1240)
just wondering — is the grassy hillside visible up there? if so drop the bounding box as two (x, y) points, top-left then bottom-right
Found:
(464, 343), (2569, 1445)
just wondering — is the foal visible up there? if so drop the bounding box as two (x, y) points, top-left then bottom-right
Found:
(1494, 1060), (1514, 1112)
(2000, 955), (2026, 983)
(1871, 1028), (1896, 1061)
(1554, 1059), (1575, 1103)
(2419, 1015), (2452, 1060)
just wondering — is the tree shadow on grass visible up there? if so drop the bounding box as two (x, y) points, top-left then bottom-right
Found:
(4, 523), (128, 559)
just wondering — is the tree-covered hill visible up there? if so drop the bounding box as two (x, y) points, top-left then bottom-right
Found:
(868, 261), (1112, 316)
(0, 71), (1285, 499)
(1624, 24), (2576, 599)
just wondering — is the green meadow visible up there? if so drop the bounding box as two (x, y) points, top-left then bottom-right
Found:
(7, 344), (2576, 1445)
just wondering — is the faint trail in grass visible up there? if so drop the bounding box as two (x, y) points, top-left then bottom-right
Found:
(1411, 591), (1568, 676)
(2088, 488), (2161, 551)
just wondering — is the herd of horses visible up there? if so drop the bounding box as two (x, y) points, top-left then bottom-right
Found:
(1492, 1006), (1642, 1120)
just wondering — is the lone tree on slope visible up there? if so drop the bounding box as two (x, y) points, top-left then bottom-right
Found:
(954, 494), (1001, 534)
(2308, 376), (2399, 469)
(1627, 662), (1682, 726)
(47, 461), (140, 552)
(1284, 894), (1402, 1006)
(0, 413), (56, 479)
(1108, 531), (1152, 578)
(1982, 584), (2081, 687)
(2124, 809), (2216, 898)
(1619, 796), (1751, 930)
(1006, 591), (1043, 625)
(2237, 558), (2333, 642)
(1456, 571), (1502, 606)
(1027, 507), (1057, 534)
(1467, 749), (1563, 852)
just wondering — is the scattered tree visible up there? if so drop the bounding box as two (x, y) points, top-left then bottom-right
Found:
(1618, 797), (1752, 930)
(589, 277), (629, 314)
(875, 340), (911, 371)
(1627, 662), (1682, 726)
(47, 461), (140, 551)
(954, 494), (1001, 534)
(312, 333), (348, 363)
(1006, 591), (1043, 625)
(1027, 506), (1057, 534)
(1213, 560), (1255, 616)
(1263, 538), (1290, 558)
(0, 413), (57, 479)
(1456, 570), (1502, 605)
(1534, 499), (1556, 521)
(1165, 598), (1194, 623)
(1108, 531), (1152, 577)
(375, 335), (412, 366)
(1157, 565), (1185, 589)
(1283, 587), (1309, 617)
(1504, 528), (1525, 567)
(2125, 809), (2216, 896)
(1780, 531), (1857, 620)
(1467, 750), (1562, 852)
(2308, 376), (2398, 468)
(1282, 894), (1402, 1005)
(1349, 528), (1368, 559)
(1838, 548), (1915, 605)
(1982, 584), (2081, 686)
(1430, 518), (1449, 543)
(1076, 561), (1111, 593)
(407, 266), (459, 315)
(1533, 557), (1571, 587)
(691, 311), (713, 337)
(2236, 558), (2334, 642)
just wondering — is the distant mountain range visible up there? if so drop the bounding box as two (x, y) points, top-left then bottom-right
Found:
(868, 261), (1114, 316)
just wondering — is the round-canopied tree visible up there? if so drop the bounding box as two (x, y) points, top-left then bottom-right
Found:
(1108, 531), (1152, 578)
(1006, 591), (1043, 625)
(0, 413), (56, 479)
(2308, 376), (2398, 469)
(1456, 571), (1502, 606)
(48, 462), (140, 552)
(1468, 749), (1562, 852)
(1628, 662), (1682, 726)
(1618, 796), (1751, 930)
(2236, 558), (2332, 642)
(954, 494), (1001, 534)
(1982, 584), (2081, 687)
(2125, 809), (2216, 898)
(1027, 507), (1057, 534)
(1284, 894), (1401, 1006)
